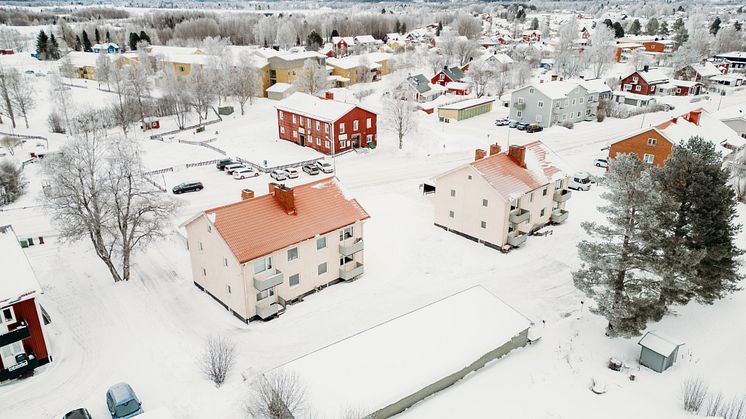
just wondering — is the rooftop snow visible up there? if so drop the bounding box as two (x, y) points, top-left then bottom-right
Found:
(438, 96), (494, 110)
(638, 331), (684, 356)
(273, 286), (531, 418)
(0, 225), (42, 306)
(275, 92), (358, 122)
(265, 82), (293, 93)
(530, 80), (584, 100)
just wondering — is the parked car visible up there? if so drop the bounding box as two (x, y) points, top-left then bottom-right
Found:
(316, 160), (334, 174)
(515, 122), (529, 130)
(172, 181), (204, 194)
(63, 408), (93, 419)
(508, 119), (518, 128)
(594, 158), (609, 168)
(106, 383), (143, 419)
(495, 118), (510, 126)
(233, 167), (259, 179)
(24, 70), (34, 75)
(568, 171), (592, 191)
(584, 115), (596, 122)
(216, 158), (237, 170)
(270, 169), (288, 181)
(302, 164), (320, 175)
(526, 124), (543, 133)
(224, 163), (245, 175)
(285, 167), (299, 179)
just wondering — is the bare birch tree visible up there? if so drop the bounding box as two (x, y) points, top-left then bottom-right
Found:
(231, 52), (262, 115)
(467, 60), (493, 97)
(187, 66), (217, 124)
(96, 51), (112, 90)
(0, 65), (18, 129)
(162, 67), (192, 130)
(246, 371), (306, 419)
(276, 21), (297, 50)
(108, 65), (138, 136)
(383, 83), (417, 150)
(293, 59), (328, 96)
(125, 62), (152, 126)
(588, 24), (616, 78)
(199, 335), (236, 387)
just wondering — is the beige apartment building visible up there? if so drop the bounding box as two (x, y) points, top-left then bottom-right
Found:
(183, 178), (369, 322)
(433, 141), (571, 250)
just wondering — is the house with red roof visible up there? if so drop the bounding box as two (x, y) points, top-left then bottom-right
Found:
(276, 92), (378, 154)
(182, 178), (370, 322)
(0, 225), (52, 382)
(432, 141), (571, 251)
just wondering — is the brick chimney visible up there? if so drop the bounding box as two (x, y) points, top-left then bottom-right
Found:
(475, 148), (487, 161)
(241, 188), (255, 200)
(269, 183), (296, 215)
(325, 91), (334, 100)
(508, 145), (527, 168)
(489, 143), (502, 156)
(684, 109), (702, 126)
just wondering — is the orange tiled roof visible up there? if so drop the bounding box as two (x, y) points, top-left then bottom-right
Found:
(470, 140), (567, 200)
(203, 177), (369, 264)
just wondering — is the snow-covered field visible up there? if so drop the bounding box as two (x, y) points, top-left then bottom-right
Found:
(1, 60), (746, 419)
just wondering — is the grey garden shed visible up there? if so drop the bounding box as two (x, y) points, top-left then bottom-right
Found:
(638, 331), (684, 373)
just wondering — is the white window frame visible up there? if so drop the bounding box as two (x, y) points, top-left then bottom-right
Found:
(644, 153), (655, 164)
(287, 247), (299, 261)
(289, 273), (300, 287)
(353, 120), (359, 131)
(339, 122), (345, 133)
(647, 138), (657, 146)
(366, 118), (372, 128)
(253, 256), (273, 274)
(316, 236), (327, 250)
(318, 262), (328, 275)
(537, 100), (544, 108)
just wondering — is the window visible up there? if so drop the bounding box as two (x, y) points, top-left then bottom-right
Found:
(517, 111), (522, 118)
(467, 175), (472, 180)
(538, 100), (544, 108)
(571, 99), (576, 105)
(227, 285), (231, 294)
(325, 124), (330, 133)
(224, 258), (228, 267)
(449, 210), (455, 218)
(353, 120), (359, 131)
(178, 66), (185, 72)
(202, 268), (207, 276)
(279, 111), (284, 120)
(339, 123), (345, 133)
(253, 256), (272, 274)
(340, 139), (345, 148)
(316, 137), (321, 145)
(529, 192), (534, 202)
(293, 131), (297, 138)
(439, 73), (445, 81)
(480, 221), (487, 229)
(632, 76), (639, 83)
(318, 262), (328, 275)
(325, 140), (331, 149)
(647, 138), (657, 146)
(316, 121), (320, 130)
(307, 119), (311, 128)
(529, 87), (535, 94)
(317, 236), (327, 250)
(292, 115), (297, 123)
(510, 198), (519, 210)
(450, 189), (456, 197)
(542, 188), (547, 196)
(199, 241), (203, 251)
(644, 153), (655, 164)
(280, 127), (285, 134)
(540, 208), (545, 217)
(579, 97), (584, 104)
(289, 274), (300, 287)
(482, 199), (488, 207)
(256, 288), (275, 301)
(518, 97), (525, 103)
(340, 226), (354, 240)
(577, 112), (581, 117)
(366, 118), (372, 128)
(635, 85), (641, 92)
(287, 247), (299, 261)
(1, 307), (15, 324)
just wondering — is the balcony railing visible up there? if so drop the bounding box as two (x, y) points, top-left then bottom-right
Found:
(551, 209), (569, 224)
(513, 102), (526, 110)
(256, 294), (280, 320)
(339, 238), (364, 257)
(553, 189), (572, 203)
(0, 321), (30, 347)
(506, 232), (527, 247)
(254, 268), (283, 292)
(509, 208), (530, 224)
(340, 261), (364, 281)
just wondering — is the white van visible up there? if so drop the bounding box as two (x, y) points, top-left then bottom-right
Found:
(568, 171), (592, 191)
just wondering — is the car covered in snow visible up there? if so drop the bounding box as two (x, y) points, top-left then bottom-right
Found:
(233, 167), (259, 179)
(495, 117), (510, 126)
(515, 122), (529, 130)
(106, 383), (143, 419)
(316, 160), (334, 174)
(224, 163), (245, 175)
(63, 408), (93, 419)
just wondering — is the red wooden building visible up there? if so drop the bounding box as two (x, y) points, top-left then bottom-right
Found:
(521, 30), (541, 42)
(621, 67), (669, 95)
(431, 66), (466, 87)
(0, 225), (51, 382)
(275, 92), (378, 155)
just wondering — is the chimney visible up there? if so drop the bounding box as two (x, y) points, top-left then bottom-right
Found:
(241, 188), (255, 200)
(685, 109), (702, 126)
(325, 91), (334, 100)
(508, 145), (527, 168)
(489, 143), (502, 156)
(475, 148), (487, 161)
(671, 117), (678, 124)
(643, 64), (649, 72)
(268, 183), (296, 215)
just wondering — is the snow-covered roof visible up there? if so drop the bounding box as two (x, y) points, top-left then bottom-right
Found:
(63, 51), (104, 67)
(0, 225), (42, 306)
(635, 68), (669, 85)
(613, 91), (658, 102)
(273, 286), (531, 418)
(332, 36), (355, 45)
(485, 53), (514, 65)
(266, 82), (293, 93)
(439, 96), (494, 110)
(445, 81), (470, 90)
(355, 35), (377, 44)
(657, 109), (746, 153)
(714, 51), (746, 60)
(528, 81), (585, 100)
(276, 92), (361, 122)
(579, 78), (611, 95)
(670, 79), (702, 88)
(146, 45), (203, 57)
(638, 331), (684, 357)
(714, 103), (746, 121)
(385, 33), (400, 41)
(327, 53), (391, 70)
(690, 61), (721, 78)
(92, 42), (119, 50)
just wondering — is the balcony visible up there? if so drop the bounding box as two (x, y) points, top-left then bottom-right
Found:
(0, 352), (39, 382)
(551, 209), (569, 224)
(0, 321), (30, 347)
(253, 268), (283, 292)
(509, 208), (530, 224)
(513, 102), (526, 110)
(340, 261), (364, 281)
(506, 232), (527, 247)
(339, 238), (364, 257)
(553, 189), (572, 203)
(256, 294), (286, 320)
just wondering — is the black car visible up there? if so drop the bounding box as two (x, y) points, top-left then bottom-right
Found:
(302, 164), (320, 175)
(64, 408), (93, 419)
(515, 122), (529, 130)
(526, 124), (543, 133)
(216, 158), (237, 170)
(172, 181), (204, 194)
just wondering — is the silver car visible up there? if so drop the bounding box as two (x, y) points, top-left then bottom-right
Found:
(270, 169), (288, 181)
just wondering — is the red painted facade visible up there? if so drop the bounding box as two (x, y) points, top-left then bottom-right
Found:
(522, 31), (541, 42)
(621, 71), (659, 95)
(431, 71), (453, 87)
(0, 297), (50, 370)
(276, 106), (378, 155)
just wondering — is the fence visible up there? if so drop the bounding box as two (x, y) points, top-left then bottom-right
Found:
(177, 138), (227, 155)
(149, 117), (223, 141)
(143, 167), (174, 176)
(186, 159), (223, 169)
(143, 175), (166, 192)
(0, 131), (48, 141)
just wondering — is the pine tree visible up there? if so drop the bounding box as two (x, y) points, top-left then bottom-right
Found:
(651, 137), (742, 306)
(394, 20), (401, 35)
(129, 32), (140, 51)
(139, 30), (151, 45)
(82, 30), (92, 52)
(95, 28), (100, 43)
(735, 21), (743, 32)
(105, 30), (110, 42)
(74, 35), (82, 52)
(305, 31), (323, 51)
(629, 19), (641, 35)
(672, 18), (685, 32)
(331, 29), (339, 40)
(36, 30), (49, 59)
(658, 21), (670, 36)
(436, 21), (443, 36)
(710, 17), (721, 35)
(573, 154), (659, 337)
(646, 17), (659, 35)
(530, 17), (539, 30)
(612, 21), (625, 38)
(603, 19), (613, 29)
(400, 22), (407, 34)
(516, 9), (526, 22)
(47, 34), (60, 60)
(674, 27), (689, 45)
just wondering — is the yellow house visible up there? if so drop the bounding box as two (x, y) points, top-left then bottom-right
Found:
(267, 51), (326, 85)
(62, 51), (138, 80)
(326, 52), (393, 85)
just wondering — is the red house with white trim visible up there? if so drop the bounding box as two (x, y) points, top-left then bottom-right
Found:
(276, 92), (378, 155)
(0, 225), (51, 382)
(621, 67), (669, 95)
(521, 30), (541, 42)
(431, 66), (466, 87)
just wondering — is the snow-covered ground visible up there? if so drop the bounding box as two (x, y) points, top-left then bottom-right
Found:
(1, 63), (745, 419)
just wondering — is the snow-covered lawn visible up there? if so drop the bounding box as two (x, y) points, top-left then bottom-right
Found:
(1, 69), (745, 419)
